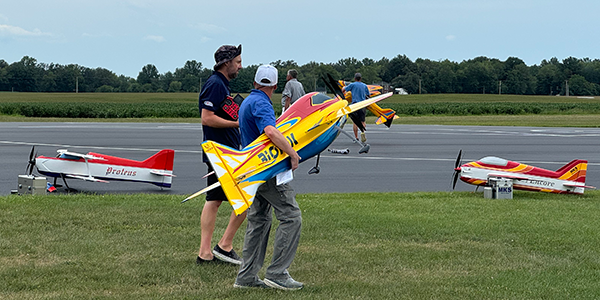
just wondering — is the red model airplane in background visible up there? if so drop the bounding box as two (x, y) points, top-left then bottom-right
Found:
(26, 147), (175, 190)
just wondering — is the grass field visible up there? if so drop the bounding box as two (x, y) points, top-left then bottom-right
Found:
(2, 191), (600, 299)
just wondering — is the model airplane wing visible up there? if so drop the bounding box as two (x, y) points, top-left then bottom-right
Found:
(488, 173), (530, 181)
(65, 174), (109, 183)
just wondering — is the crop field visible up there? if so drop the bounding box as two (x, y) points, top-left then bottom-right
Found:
(1, 191), (600, 299)
(1, 93), (600, 124)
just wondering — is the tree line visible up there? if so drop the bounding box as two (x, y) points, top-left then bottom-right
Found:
(1, 55), (600, 96)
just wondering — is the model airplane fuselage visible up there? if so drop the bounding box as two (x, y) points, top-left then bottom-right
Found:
(34, 149), (175, 188)
(456, 156), (593, 194)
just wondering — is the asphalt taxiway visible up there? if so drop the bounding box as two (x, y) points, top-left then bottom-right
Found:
(1, 122), (599, 196)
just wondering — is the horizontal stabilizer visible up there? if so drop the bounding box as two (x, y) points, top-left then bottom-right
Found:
(181, 182), (221, 203)
(563, 182), (596, 189)
(367, 103), (399, 128)
(150, 170), (176, 177)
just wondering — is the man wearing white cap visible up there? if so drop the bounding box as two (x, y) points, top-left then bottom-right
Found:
(234, 65), (304, 290)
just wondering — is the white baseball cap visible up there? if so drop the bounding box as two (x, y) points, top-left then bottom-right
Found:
(254, 65), (278, 87)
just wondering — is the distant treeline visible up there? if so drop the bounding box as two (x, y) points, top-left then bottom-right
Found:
(1, 55), (600, 96)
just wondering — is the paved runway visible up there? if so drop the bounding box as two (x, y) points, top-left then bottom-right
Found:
(1, 122), (599, 196)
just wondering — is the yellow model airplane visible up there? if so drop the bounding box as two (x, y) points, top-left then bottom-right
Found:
(334, 74), (399, 127)
(183, 76), (393, 215)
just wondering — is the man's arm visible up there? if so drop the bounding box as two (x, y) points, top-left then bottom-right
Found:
(201, 109), (239, 128)
(283, 95), (291, 110)
(264, 125), (301, 170)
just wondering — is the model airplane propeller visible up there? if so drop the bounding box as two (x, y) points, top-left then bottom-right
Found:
(452, 149), (462, 190)
(452, 150), (595, 194)
(26, 146), (38, 176)
(183, 75), (395, 215)
(27, 148), (175, 191)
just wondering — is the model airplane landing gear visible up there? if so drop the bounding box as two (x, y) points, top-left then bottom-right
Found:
(308, 154), (320, 174)
(52, 177), (63, 188)
(60, 174), (78, 193)
(334, 126), (370, 154)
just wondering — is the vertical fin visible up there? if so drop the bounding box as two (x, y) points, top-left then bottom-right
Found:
(556, 159), (588, 183)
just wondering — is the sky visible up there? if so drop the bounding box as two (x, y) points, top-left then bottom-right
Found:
(2, 0), (599, 78)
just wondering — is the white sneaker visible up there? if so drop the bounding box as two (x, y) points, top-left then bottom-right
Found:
(264, 277), (304, 290)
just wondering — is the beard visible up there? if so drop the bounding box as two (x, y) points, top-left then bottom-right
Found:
(227, 64), (239, 79)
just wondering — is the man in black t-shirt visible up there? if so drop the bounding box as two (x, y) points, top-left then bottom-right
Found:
(196, 44), (246, 265)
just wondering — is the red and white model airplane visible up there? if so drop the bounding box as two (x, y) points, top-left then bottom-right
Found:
(452, 150), (595, 194)
(26, 147), (175, 190)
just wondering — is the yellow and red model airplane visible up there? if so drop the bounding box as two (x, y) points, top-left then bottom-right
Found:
(452, 150), (595, 194)
(335, 75), (399, 128)
(183, 77), (393, 215)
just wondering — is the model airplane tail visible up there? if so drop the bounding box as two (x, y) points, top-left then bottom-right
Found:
(366, 104), (399, 128)
(142, 149), (175, 171)
(202, 141), (283, 216)
(555, 159), (588, 183)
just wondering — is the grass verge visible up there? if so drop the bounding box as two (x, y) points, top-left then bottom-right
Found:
(1, 191), (599, 299)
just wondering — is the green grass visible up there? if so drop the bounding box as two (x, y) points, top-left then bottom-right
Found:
(2, 191), (600, 299)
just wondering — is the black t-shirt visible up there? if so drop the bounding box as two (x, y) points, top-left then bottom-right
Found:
(199, 71), (241, 162)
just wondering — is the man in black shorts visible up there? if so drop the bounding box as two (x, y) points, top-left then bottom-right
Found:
(197, 44), (245, 265)
(342, 73), (370, 142)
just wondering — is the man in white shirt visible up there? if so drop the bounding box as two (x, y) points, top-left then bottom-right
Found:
(281, 69), (305, 114)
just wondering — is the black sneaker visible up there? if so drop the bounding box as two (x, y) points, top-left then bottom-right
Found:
(196, 256), (221, 265)
(212, 245), (242, 265)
